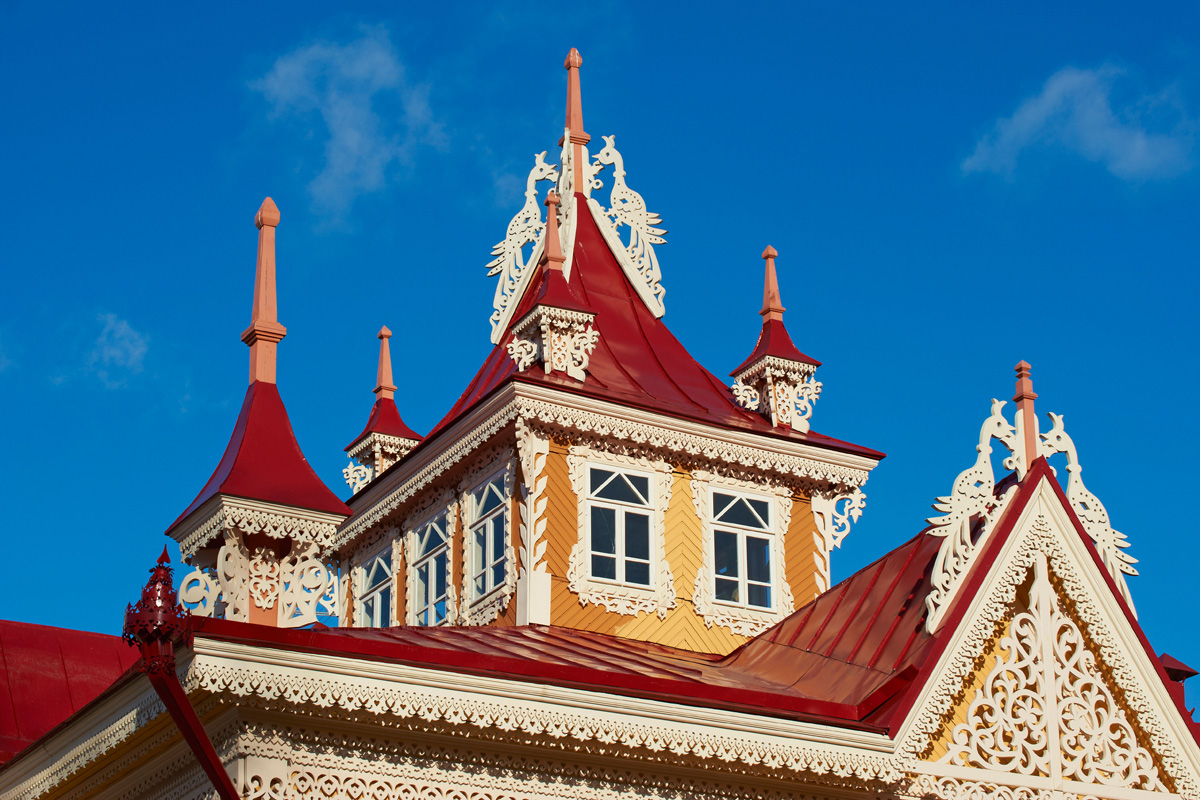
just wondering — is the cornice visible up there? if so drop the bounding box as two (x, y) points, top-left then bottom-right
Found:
(171, 495), (347, 561)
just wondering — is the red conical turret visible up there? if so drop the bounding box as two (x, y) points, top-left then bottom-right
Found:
(344, 327), (423, 492)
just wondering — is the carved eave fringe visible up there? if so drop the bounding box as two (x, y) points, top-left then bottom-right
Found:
(335, 382), (879, 551)
(171, 495), (345, 562)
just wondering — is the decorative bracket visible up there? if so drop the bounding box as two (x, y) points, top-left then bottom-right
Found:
(507, 306), (598, 381)
(731, 358), (822, 432)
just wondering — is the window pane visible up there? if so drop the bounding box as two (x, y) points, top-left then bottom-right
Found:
(435, 598), (447, 624)
(595, 473), (646, 505)
(748, 583), (771, 608)
(492, 562), (505, 589)
(435, 553), (448, 596)
(716, 577), (739, 602)
(416, 563), (429, 604)
(748, 498), (771, 525)
(492, 519), (505, 559)
(473, 529), (485, 571)
(478, 483), (504, 516)
(592, 554), (616, 580)
(362, 595), (376, 625)
(591, 506), (617, 554)
(627, 474), (649, 502)
(721, 498), (766, 529)
(712, 493), (738, 518)
(714, 530), (739, 577)
(746, 535), (770, 583)
(626, 560), (650, 586)
(381, 587), (392, 625)
(590, 468), (615, 494)
(474, 574), (486, 597)
(625, 512), (649, 560)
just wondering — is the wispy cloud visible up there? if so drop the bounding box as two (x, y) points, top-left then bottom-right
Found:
(251, 26), (445, 217)
(963, 66), (1195, 181)
(87, 313), (147, 389)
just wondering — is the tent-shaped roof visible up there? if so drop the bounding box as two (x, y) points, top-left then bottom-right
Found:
(345, 396), (422, 452)
(425, 195), (880, 461)
(171, 381), (350, 530)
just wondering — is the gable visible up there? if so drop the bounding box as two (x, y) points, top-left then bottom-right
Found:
(896, 474), (1200, 798)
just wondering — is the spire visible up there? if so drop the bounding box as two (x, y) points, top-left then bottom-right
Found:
(760, 245), (785, 322)
(541, 191), (566, 270)
(1013, 360), (1039, 471)
(375, 326), (396, 399)
(560, 48), (590, 191)
(241, 197), (288, 385)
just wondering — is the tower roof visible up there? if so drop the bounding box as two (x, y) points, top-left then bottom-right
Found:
(168, 198), (349, 536)
(345, 326), (422, 451)
(731, 246), (820, 375)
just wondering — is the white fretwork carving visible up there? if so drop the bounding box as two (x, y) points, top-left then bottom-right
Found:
(565, 446), (677, 618)
(925, 400), (1021, 633)
(516, 420), (551, 624)
(249, 548), (281, 610)
(940, 552), (1166, 792)
(278, 543), (339, 627)
(343, 462), (372, 493)
(1040, 413), (1138, 614)
(179, 564), (221, 617)
(173, 496), (343, 562)
(488, 151), (560, 342)
(590, 136), (666, 316)
(730, 356), (822, 432)
(507, 305), (599, 382)
(810, 487), (866, 593)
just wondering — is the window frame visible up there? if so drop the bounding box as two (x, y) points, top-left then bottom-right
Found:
(460, 454), (517, 625)
(709, 490), (776, 611)
(566, 445), (676, 618)
(691, 471), (794, 637)
(355, 537), (397, 628)
(404, 493), (458, 627)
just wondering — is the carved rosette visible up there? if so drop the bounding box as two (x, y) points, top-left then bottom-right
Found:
(507, 305), (598, 382)
(730, 356), (822, 433)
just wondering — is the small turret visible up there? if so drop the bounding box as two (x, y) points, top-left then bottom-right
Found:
(729, 246), (823, 432)
(344, 326), (423, 493)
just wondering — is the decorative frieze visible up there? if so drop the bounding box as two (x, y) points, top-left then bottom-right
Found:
(508, 305), (598, 382)
(731, 356), (822, 433)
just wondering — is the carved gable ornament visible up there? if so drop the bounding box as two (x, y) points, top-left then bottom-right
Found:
(900, 483), (1200, 800)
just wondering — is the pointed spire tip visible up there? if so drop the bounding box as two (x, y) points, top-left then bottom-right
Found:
(762, 245), (778, 260)
(565, 48), (583, 69)
(760, 245), (785, 321)
(256, 197), (280, 229)
(378, 325), (392, 339)
(157, 545), (171, 565)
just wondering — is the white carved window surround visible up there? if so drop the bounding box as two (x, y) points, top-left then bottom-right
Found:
(567, 446), (676, 618)
(355, 540), (396, 628)
(407, 501), (457, 627)
(461, 455), (518, 626)
(691, 471), (794, 637)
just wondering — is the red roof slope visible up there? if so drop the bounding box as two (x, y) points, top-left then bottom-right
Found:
(345, 397), (423, 451)
(171, 381), (350, 530)
(0, 621), (139, 764)
(426, 195), (880, 460)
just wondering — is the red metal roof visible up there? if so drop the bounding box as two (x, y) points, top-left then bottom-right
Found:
(345, 396), (423, 452)
(170, 381), (350, 532)
(0, 621), (139, 764)
(731, 317), (821, 375)
(421, 194), (881, 462)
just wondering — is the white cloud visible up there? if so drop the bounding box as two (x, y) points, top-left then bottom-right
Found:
(963, 66), (1195, 181)
(252, 26), (445, 216)
(88, 314), (147, 389)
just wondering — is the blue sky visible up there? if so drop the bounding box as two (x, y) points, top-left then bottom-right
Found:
(2, 3), (1198, 701)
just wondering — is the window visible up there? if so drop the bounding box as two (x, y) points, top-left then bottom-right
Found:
(711, 492), (773, 609)
(587, 467), (653, 586)
(411, 513), (451, 626)
(468, 476), (508, 601)
(358, 548), (394, 627)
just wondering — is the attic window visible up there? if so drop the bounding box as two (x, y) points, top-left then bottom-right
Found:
(711, 492), (773, 609)
(411, 513), (452, 626)
(469, 476), (508, 600)
(587, 467), (653, 587)
(358, 547), (394, 627)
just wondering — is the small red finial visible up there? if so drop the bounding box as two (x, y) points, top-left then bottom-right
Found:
(124, 549), (191, 675)
(241, 197), (288, 385)
(540, 192), (566, 270)
(760, 245), (785, 322)
(562, 48), (589, 147)
(1013, 361), (1039, 470)
(375, 326), (396, 400)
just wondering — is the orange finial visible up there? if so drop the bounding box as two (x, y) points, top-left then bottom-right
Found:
(1013, 361), (1039, 469)
(562, 48), (590, 146)
(540, 191), (566, 270)
(760, 245), (785, 322)
(374, 326), (396, 400)
(241, 197), (288, 384)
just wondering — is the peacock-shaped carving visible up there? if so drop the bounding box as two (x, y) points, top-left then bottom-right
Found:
(487, 151), (559, 341)
(1040, 413), (1138, 613)
(925, 400), (1020, 631)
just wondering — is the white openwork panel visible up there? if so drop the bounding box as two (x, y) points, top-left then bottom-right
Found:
(488, 137), (667, 344)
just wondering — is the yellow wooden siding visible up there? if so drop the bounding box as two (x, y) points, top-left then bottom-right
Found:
(785, 495), (821, 605)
